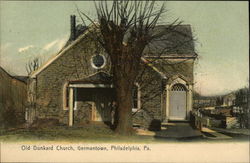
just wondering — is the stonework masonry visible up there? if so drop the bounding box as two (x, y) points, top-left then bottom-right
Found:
(28, 25), (196, 129)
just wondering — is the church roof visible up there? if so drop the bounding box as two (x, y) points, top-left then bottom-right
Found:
(143, 25), (196, 57)
(31, 22), (197, 78)
(66, 24), (196, 57)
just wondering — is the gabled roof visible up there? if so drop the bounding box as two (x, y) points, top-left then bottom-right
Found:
(31, 23), (197, 78)
(70, 24), (196, 57)
(65, 24), (88, 48)
(143, 25), (196, 57)
(0, 66), (12, 78)
(13, 76), (28, 83)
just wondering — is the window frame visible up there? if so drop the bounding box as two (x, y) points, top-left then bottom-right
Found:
(90, 54), (106, 69)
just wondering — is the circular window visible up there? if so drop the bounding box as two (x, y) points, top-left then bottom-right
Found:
(91, 54), (106, 69)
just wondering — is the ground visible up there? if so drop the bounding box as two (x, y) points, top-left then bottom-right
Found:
(0, 122), (249, 143)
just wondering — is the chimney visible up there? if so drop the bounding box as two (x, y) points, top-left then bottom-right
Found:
(70, 15), (76, 40)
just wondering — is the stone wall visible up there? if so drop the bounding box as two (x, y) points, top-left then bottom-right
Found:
(32, 30), (195, 127)
(226, 117), (240, 129)
(34, 32), (111, 123)
(133, 59), (194, 128)
(163, 59), (194, 84)
(74, 101), (92, 124)
(132, 65), (164, 128)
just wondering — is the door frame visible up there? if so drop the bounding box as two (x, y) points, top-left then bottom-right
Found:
(165, 77), (193, 122)
(168, 84), (187, 120)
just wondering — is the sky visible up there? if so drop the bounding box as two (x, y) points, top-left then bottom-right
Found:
(0, 1), (249, 96)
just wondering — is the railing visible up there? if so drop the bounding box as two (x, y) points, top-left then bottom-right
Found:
(190, 109), (205, 130)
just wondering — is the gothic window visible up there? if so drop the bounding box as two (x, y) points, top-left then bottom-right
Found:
(171, 84), (186, 91)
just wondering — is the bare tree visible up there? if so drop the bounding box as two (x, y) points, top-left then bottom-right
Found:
(77, 0), (186, 135)
(26, 57), (42, 75)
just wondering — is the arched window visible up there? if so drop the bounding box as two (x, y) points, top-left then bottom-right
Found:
(171, 84), (186, 91)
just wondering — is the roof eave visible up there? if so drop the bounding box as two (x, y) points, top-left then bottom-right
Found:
(144, 53), (197, 59)
(141, 57), (167, 79)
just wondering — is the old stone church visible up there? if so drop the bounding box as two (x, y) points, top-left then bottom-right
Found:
(27, 15), (197, 128)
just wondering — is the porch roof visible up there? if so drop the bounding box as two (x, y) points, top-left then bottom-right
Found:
(69, 72), (112, 85)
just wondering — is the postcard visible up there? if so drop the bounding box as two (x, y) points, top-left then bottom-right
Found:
(0, 1), (249, 163)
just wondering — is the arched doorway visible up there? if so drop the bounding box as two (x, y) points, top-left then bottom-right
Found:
(169, 83), (187, 120)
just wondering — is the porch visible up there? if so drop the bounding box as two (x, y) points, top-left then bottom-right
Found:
(67, 83), (115, 126)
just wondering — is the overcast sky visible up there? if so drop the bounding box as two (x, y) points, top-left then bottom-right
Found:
(0, 1), (248, 96)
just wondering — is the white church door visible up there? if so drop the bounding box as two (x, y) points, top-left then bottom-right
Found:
(169, 84), (187, 120)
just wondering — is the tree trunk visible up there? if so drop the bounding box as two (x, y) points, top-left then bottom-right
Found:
(114, 78), (134, 135)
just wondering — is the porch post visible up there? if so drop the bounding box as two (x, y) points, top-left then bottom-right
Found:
(187, 84), (193, 120)
(165, 84), (170, 122)
(69, 87), (74, 126)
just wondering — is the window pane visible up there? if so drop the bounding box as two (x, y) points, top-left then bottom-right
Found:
(92, 55), (105, 68)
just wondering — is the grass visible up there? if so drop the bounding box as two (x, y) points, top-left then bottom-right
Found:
(0, 125), (156, 143)
(1, 124), (248, 143)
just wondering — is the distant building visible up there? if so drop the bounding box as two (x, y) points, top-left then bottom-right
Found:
(223, 93), (236, 106)
(0, 66), (27, 128)
(197, 88), (249, 129)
